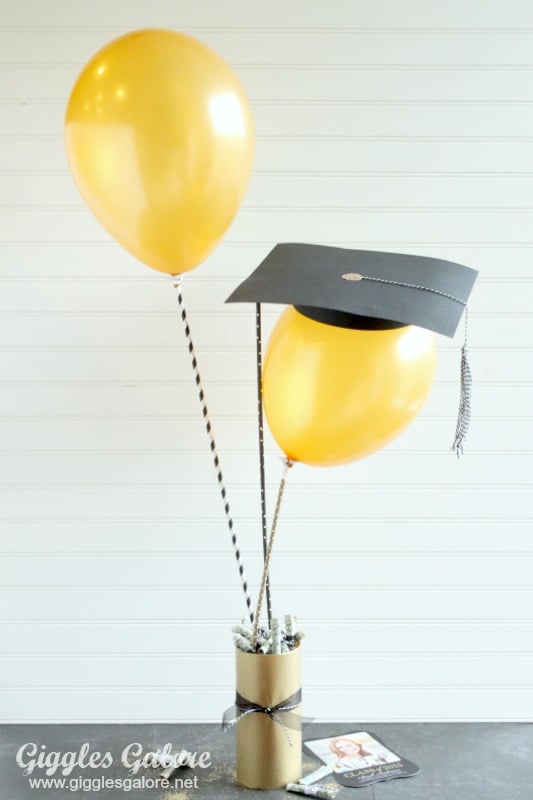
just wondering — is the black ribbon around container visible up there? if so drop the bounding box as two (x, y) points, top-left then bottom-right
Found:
(222, 689), (304, 739)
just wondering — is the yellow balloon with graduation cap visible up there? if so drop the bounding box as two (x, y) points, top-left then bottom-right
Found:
(227, 243), (478, 466)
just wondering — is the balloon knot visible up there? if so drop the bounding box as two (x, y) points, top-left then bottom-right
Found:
(171, 274), (183, 288)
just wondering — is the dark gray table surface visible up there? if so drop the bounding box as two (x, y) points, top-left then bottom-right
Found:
(0, 723), (531, 800)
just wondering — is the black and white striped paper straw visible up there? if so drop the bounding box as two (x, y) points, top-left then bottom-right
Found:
(172, 275), (254, 624)
(255, 303), (272, 627)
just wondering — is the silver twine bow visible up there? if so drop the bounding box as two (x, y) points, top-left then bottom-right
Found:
(222, 690), (303, 745)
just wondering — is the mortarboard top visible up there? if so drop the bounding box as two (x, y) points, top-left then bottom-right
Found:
(226, 242), (478, 338)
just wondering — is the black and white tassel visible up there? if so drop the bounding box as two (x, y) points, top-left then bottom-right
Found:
(452, 307), (472, 458)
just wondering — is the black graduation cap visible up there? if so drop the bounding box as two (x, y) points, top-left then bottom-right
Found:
(227, 242), (478, 456)
(226, 242), (477, 338)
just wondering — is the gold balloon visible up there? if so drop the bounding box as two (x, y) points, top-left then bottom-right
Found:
(262, 308), (436, 466)
(65, 29), (254, 274)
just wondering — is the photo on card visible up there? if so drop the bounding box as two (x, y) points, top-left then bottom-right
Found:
(303, 730), (420, 788)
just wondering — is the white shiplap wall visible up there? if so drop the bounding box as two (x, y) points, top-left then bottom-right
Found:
(1, 0), (532, 722)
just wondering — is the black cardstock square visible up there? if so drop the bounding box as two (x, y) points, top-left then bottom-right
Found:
(227, 242), (478, 337)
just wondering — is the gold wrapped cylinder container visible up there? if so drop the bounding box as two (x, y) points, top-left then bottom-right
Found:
(235, 645), (302, 789)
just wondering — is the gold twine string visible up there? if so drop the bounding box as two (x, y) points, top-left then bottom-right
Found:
(252, 458), (294, 649)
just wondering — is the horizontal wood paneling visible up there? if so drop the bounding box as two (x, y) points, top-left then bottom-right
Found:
(0, 347), (530, 384)
(0, 687), (530, 723)
(2, 654), (532, 689)
(1, 243), (532, 281)
(6, 103), (533, 140)
(0, 314), (528, 354)
(0, 481), (530, 516)
(0, 452), (530, 486)
(2, 588), (532, 621)
(0, 519), (531, 554)
(4, 137), (533, 175)
(4, 29), (533, 68)
(2, 553), (532, 588)
(0, 420), (529, 457)
(5, 171), (533, 210)
(0, 277), (524, 318)
(6, 64), (533, 102)
(4, 621), (532, 655)
(3, 0), (533, 29)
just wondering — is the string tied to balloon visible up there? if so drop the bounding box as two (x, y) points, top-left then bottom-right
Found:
(252, 457), (295, 650)
(172, 274), (254, 624)
(342, 272), (472, 456)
